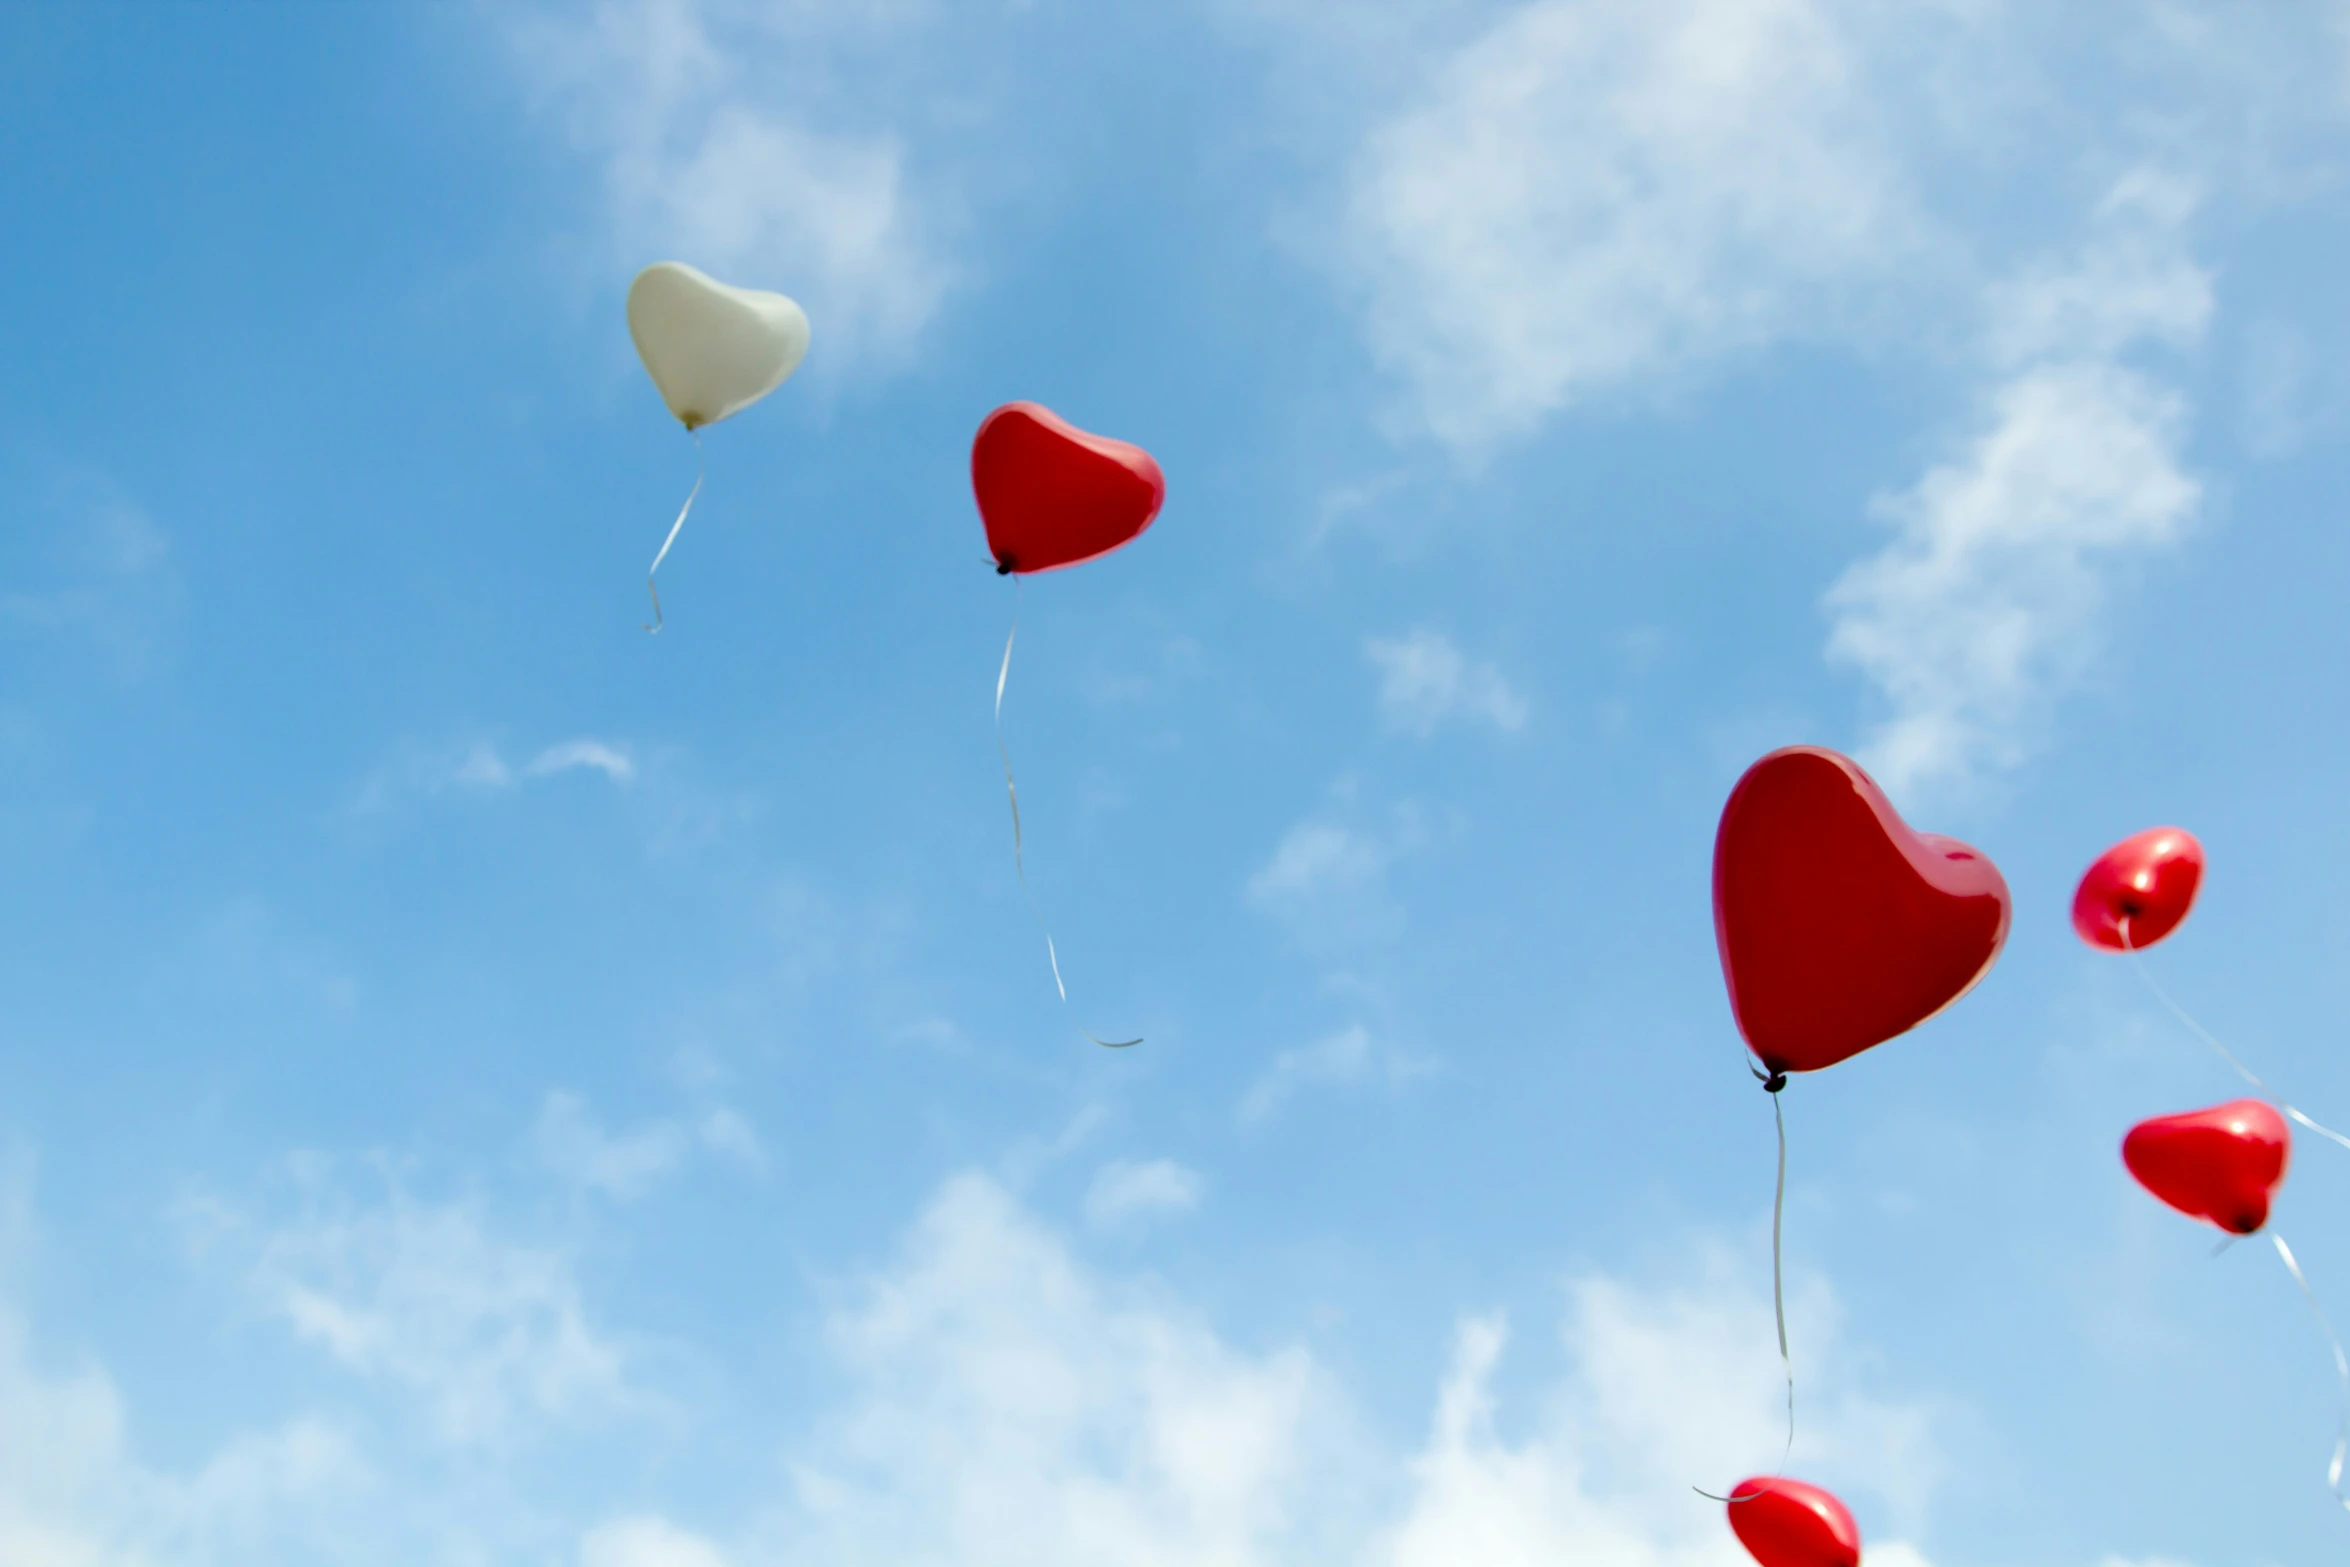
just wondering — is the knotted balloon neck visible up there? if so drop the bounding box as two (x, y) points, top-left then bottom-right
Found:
(1762, 1071), (1788, 1094)
(995, 557), (1016, 576)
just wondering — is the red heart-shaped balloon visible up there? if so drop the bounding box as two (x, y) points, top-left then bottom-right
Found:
(2073, 826), (2204, 952)
(971, 402), (1165, 576)
(1725, 1476), (1860, 1567)
(1713, 747), (2012, 1076)
(2123, 1098), (2289, 1235)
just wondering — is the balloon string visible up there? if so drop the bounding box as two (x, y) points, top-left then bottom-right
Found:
(643, 429), (704, 634)
(2272, 1231), (2350, 1515)
(2121, 919), (2350, 1154)
(1694, 1071), (1794, 1505)
(1770, 1085), (1793, 1462)
(994, 581), (1140, 1050)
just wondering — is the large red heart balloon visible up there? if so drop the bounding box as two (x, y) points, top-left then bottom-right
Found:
(971, 402), (1164, 576)
(1725, 1476), (1860, 1567)
(2073, 826), (2204, 952)
(1713, 746), (2011, 1076)
(2123, 1098), (2289, 1235)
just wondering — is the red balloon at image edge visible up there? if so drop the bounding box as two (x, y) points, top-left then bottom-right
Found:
(1713, 746), (2012, 1076)
(971, 402), (1165, 576)
(1725, 1476), (1862, 1567)
(2072, 826), (2205, 952)
(2123, 1098), (2290, 1236)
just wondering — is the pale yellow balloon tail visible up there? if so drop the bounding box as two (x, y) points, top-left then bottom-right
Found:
(644, 429), (704, 635)
(994, 581), (1141, 1050)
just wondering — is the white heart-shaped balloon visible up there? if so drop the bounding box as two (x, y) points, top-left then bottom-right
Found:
(626, 261), (810, 431)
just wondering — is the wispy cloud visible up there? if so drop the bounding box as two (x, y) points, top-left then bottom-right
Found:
(184, 1167), (633, 1447)
(1825, 177), (2206, 797)
(1246, 789), (1435, 951)
(1365, 630), (1528, 736)
(1248, 822), (1391, 910)
(527, 739), (637, 783)
(532, 1090), (766, 1198)
(767, 1171), (1341, 1564)
(0, 465), (181, 678)
(0, 1159), (370, 1565)
(601, 1172), (1945, 1566)
(1335, 0), (1919, 447)
(1238, 1023), (1433, 1124)
(502, 0), (955, 370)
(582, 1516), (736, 1567)
(1083, 1158), (1204, 1231)
(353, 736), (635, 813)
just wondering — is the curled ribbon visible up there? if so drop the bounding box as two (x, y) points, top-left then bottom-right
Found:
(2271, 1231), (2350, 1514)
(642, 430), (704, 635)
(2121, 919), (2350, 1154)
(994, 581), (1140, 1050)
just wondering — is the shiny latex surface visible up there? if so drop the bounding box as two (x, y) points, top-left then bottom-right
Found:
(2123, 1098), (2290, 1235)
(1712, 746), (2012, 1075)
(1725, 1476), (1862, 1567)
(624, 261), (808, 431)
(2072, 826), (2205, 951)
(971, 402), (1164, 576)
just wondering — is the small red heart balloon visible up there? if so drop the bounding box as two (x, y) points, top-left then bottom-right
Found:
(1713, 746), (2012, 1076)
(2123, 1098), (2289, 1235)
(971, 402), (1165, 576)
(2073, 826), (2204, 952)
(1725, 1476), (1861, 1567)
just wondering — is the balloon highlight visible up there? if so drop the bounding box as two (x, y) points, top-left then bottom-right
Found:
(2123, 1098), (2290, 1236)
(627, 262), (810, 432)
(1724, 1476), (1861, 1567)
(2074, 827), (2204, 951)
(1713, 746), (2011, 1077)
(625, 261), (810, 630)
(972, 402), (1164, 576)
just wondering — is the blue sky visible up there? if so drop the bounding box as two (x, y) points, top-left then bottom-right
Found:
(7, 2), (2350, 1563)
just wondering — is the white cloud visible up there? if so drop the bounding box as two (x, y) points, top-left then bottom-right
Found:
(504, 0), (954, 369)
(1982, 174), (2211, 368)
(1339, 0), (1918, 446)
(187, 1171), (632, 1446)
(1084, 1159), (1205, 1231)
(534, 1093), (691, 1198)
(695, 1107), (769, 1173)
(771, 1172), (1345, 1565)
(1825, 183), (2207, 797)
(0, 1303), (138, 1567)
(529, 739), (638, 783)
(0, 465), (180, 678)
(533, 1091), (767, 1197)
(0, 1167), (368, 1567)
(657, 1173), (1941, 1567)
(1380, 1261), (1941, 1564)
(1365, 630), (1528, 736)
(583, 1516), (734, 1567)
(0, 1326), (365, 1567)
(1247, 822), (1389, 909)
(1238, 1024), (1432, 1124)
(354, 736), (635, 813)
(1247, 792), (1438, 952)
